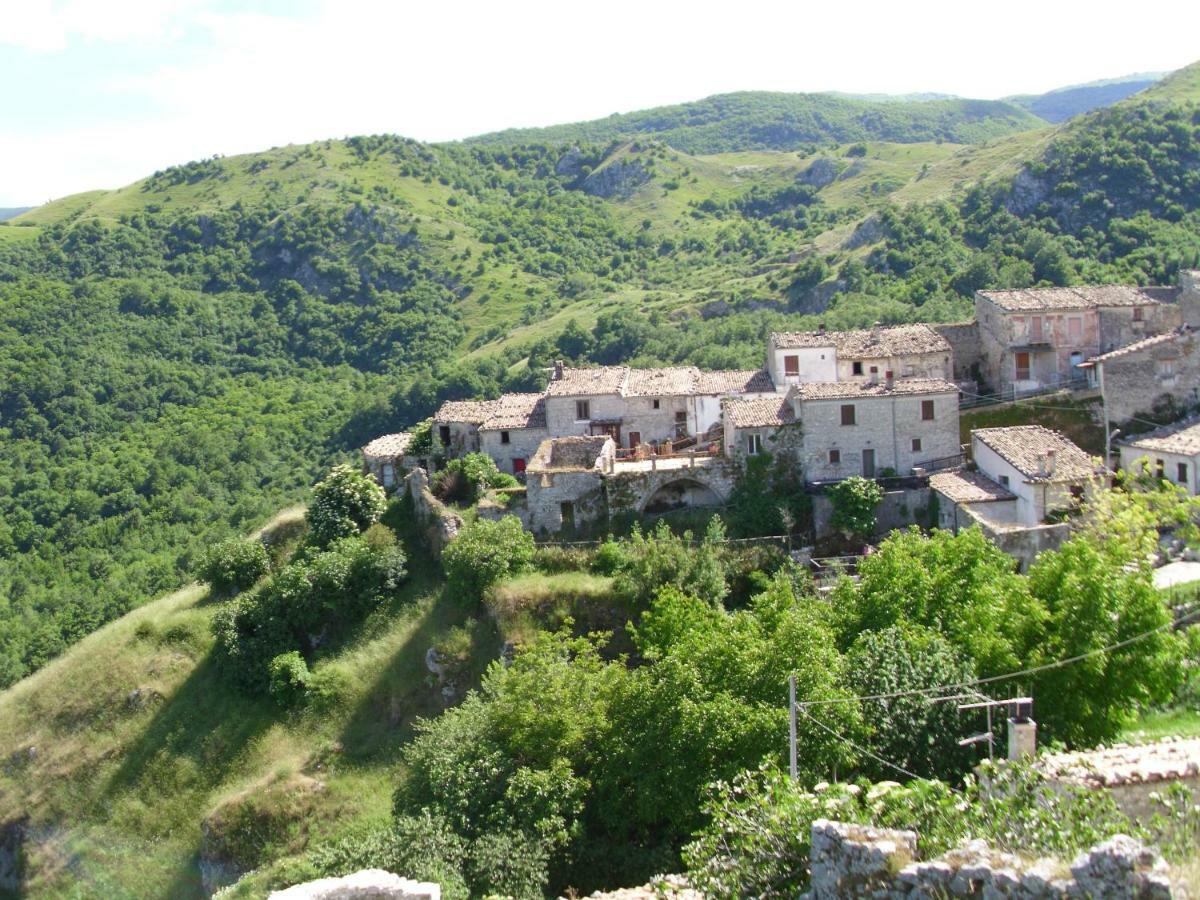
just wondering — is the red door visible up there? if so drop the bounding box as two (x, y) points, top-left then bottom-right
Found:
(513, 458), (526, 475)
(629, 431), (641, 448)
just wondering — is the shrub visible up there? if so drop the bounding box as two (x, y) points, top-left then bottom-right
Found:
(442, 516), (535, 603)
(200, 538), (270, 595)
(433, 452), (518, 505)
(268, 651), (310, 707)
(307, 464), (387, 547)
(827, 476), (884, 542)
(590, 539), (627, 576)
(612, 518), (728, 611)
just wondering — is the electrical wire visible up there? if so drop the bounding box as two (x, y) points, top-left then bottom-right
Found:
(795, 705), (934, 785)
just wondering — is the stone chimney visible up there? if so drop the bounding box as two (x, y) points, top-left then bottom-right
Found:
(1008, 701), (1036, 761)
(817, 322), (827, 336)
(885, 370), (894, 390)
(553, 360), (564, 381)
(1038, 450), (1056, 478)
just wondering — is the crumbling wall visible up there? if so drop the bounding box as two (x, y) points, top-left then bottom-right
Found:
(805, 819), (1175, 898)
(933, 321), (983, 385)
(405, 468), (463, 558)
(269, 869), (440, 900)
(812, 486), (932, 540)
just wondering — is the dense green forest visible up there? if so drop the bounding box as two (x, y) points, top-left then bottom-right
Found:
(1, 62), (1199, 688)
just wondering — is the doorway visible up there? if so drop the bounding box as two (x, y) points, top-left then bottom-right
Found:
(862, 449), (876, 478)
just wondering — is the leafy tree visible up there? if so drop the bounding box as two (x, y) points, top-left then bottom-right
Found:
(307, 464), (387, 547)
(827, 476), (884, 542)
(199, 538), (271, 596)
(611, 518), (729, 611)
(441, 516), (535, 603)
(268, 650), (310, 707)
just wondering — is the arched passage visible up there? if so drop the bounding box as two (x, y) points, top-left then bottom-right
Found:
(640, 477), (725, 514)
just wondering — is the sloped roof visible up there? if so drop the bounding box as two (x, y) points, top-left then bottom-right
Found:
(978, 284), (1165, 312)
(724, 396), (796, 429)
(362, 433), (412, 458)
(929, 470), (1015, 504)
(1037, 737), (1200, 789)
(479, 393), (547, 431)
(771, 324), (950, 358)
(972, 425), (1102, 483)
(794, 378), (959, 401)
(434, 398), (498, 425)
(624, 366), (700, 397)
(696, 369), (776, 394)
(545, 366), (629, 397)
(1086, 327), (1192, 366)
(1120, 417), (1200, 457)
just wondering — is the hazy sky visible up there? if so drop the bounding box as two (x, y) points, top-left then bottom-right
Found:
(2, 0), (1197, 207)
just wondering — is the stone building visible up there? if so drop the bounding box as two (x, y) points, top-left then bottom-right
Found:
(766, 323), (952, 390)
(433, 399), (496, 457)
(1117, 417), (1200, 495)
(524, 435), (614, 533)
(476, 393), (547, 477)
(1082, 325), (1200, 427)
(723, 377), (961, 481)
(971, 425), (1103, 526)
(361, 432), (413, 490)
(974, 284), (1181, 396)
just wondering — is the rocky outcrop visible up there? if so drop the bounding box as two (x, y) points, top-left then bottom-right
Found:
(798, 157), (843, 189)
(269, 869), (440, 899)
(0, 818), (26, 894)
(581, 159), (651, 199)
(842, 214), (886, 250)
(805, 819), (1175, 898)
(405, 468), (462, 558)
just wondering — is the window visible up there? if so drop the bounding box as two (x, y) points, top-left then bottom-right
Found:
(1015, 351), (1031, 381)
(652, 399), (660, 410)
(911, 438), (922, 453)
(1157, 359), (1175, 378)
(1068, 317), (1082, 342)
(999, 474), (1010, 488)
(575, 400), (590, 420)
(438, 425), (451, 445)
(381, 463), (395, 488)
(852, 361), (863, 376)
(500, 430), (511, 445)
(1178, 462), (1188, 484)
(840, 404), (856, 426)
(784, 355), (800, 377)
(1030, 316), (1043, 342)
(829, 449), (841, 464)
(747, 434), (763, 455)
(921, 399), (935, 421)
(675, 410), (688, 437)
(1133, 306), (1144, 322)
(1156, 459), (1165, 478)
(869, 366), (878, 376)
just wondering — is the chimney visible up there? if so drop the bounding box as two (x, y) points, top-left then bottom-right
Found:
(817, 322), (826, 335)
(553, 360), (564, 381)
(885, 370), (894, 390)
(1008, 701), (1037, 761)
(1045, 449), (1056, 476)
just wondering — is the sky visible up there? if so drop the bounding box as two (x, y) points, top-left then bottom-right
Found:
(1, 0), (1198, 207)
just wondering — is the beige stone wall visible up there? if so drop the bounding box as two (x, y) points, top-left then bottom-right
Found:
(975, 293), (1100, 393)
(1100, 330), (1200, 426)
(933, 321), (983, 382)
(1098, 303), (1181, 354)
(543, 394), (626, 440)
(798, 392), (960, 481)
(479, 426), (548, 475)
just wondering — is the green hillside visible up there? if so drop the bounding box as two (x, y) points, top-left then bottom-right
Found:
(1, 59), (1199, 699)
(1007, 73), (1162, 122)
(464, 91), (1047, 153)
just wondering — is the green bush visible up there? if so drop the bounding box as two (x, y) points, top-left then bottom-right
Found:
(199, 538), (271, 596)
(433, 452), (518, 505)
(442, 516), (535, 603)
(268, 651), (310, 707)
(827, 476), (884, 542)
(307, 465), (387, 547)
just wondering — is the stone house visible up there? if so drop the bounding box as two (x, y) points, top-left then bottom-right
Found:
(433, 399), (497, 456)
(971, 425), (1103, 526)
(476, 394), (547, 477)
(524, 435), (614, 533)
(974, 284), (1181, 396)
(723, 377), (961, 481)
(361, 432), (413, 491)
(1082, 325), (1200, 427)
(766, 323), (952, 390)
(1117, 417), (1200, 495)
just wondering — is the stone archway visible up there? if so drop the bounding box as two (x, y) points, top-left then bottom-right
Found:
(640, 477), (726, 514)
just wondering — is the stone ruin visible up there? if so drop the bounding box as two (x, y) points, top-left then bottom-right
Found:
(805, 819), (1175, 898)
(268, 869), (440, 900)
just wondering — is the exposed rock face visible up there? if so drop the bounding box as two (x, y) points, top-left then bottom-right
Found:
(555, 146), (586, 179)
(0, 818), (26, 894)
(804, 819), (1176, 898)
(842, 214), (885, 250)
(269, 869), (440, 900)
(798, 157), (843, 189)
(581, 160), (651, 199)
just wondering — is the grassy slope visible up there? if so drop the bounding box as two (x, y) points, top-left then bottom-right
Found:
(0, 508), (493, 899)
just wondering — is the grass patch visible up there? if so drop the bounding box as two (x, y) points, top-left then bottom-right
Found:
(486, 571), (617, 646)
(1122, 707), (1200, 742)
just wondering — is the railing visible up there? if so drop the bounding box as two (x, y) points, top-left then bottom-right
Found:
(917, 451), (967, 474)
(959, 377), (1090, 410)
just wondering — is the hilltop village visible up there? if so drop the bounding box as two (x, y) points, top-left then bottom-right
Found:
(364, 271), (1200, 565)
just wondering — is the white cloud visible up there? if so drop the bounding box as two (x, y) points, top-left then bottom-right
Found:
(0, 0), (200, 52)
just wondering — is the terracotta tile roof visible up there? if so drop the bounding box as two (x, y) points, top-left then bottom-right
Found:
(978, 284), (1164, 312)
(434, 398), (498, 425)
(545, 366), (629, 396)
(972, 425), (1102, 483)
(362, 432), (412, 458)
(624, 366), (700, 397)
(1037, 736), (1200, 789)
(794, 378), (959, 401)
(929, 470), (1015, 504)
(696, 369), (776, 394)
(1120, 417), (1200, 457)
(479, 393), (547, 431)
(771, 324), (950, 358)
(1086, 327), (1193, 365)
(724, 397), (796, 429)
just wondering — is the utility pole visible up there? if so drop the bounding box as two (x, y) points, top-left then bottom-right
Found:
(788, 675), (798, 780)
(958, 696), (1033, 762)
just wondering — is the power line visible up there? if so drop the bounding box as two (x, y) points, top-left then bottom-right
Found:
(798, 602), (1200, 709)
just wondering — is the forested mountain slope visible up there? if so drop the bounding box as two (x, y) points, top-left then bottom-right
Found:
(0, 61), (1198, 688)
(1007, 73), (1162, 123)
